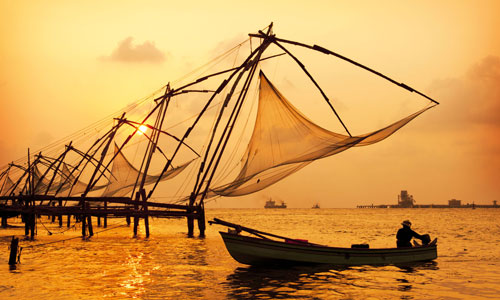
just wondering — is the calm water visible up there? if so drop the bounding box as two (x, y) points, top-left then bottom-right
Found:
(1, 208), (499, 299)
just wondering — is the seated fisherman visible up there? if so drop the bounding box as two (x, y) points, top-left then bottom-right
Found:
(396, 220), (429, 248)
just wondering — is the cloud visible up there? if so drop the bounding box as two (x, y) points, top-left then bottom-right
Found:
(423, 55), (500, 185)
(428, 55), (500, 129)
(102, 37), (166, 63)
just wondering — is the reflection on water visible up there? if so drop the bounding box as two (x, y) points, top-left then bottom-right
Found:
(0, 209), (498, 300)
(224, 261), (440, 300)
(225, 265), (349, 299)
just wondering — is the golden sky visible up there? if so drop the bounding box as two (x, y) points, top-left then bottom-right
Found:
(1, 0), (499, 207)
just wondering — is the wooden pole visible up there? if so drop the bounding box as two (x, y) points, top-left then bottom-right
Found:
(81, 199), (86, 237)
(97, 207), (101, 227)
(24, 198), (29, 236)
(58, 199), (63, 227)
(67, 215), (71, 228)
(141, 189), (149, 238)
(133, 191), (140, 237)
(87, 214), (93, 237)
(29, 213), (35, 240)
(8, 237), (19, 265)
(187, 198), (194, 237)
(197, 203), (206, 237)
(103, 200), (108, 228)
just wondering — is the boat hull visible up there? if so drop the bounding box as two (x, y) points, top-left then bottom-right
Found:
(219, 232), (437, 266)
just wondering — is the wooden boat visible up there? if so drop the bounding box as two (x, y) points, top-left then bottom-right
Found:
(210, 218), (437, 266)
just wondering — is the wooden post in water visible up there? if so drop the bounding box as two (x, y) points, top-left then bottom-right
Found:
(67, 215), (71, 228)
(97, 207), (101, 227)
(187, 213), (194, 237)
(197, 203), (206, 237)
(133, 191), (140, 237)
(29, 212), (35, 241)
(58, 199), (63, 227)
(24, 198), (29, 236)
(103, 200), (108, 228)
(2, 217), (7, 228)
(51, 202), (56, 223)
(8, 237), (19, 265)
(81, 198), (86, 237)
(141, 189), (149, 238)
(87, 214), (93, 237)
(187, 193), (195, 237)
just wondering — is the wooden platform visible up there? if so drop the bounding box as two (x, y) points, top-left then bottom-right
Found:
(0, 192), (205, 239)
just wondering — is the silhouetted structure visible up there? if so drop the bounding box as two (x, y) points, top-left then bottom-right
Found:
(357, 193), (499, 209)
(398, 190), (415, 208)
(448, 199), (461, 207)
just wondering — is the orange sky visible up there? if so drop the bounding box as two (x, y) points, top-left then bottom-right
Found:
(1, 0), (499, 207)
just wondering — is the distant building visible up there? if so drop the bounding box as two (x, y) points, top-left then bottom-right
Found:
(448, 199), (461, 207)
(494, 200), (498, 207)
(398, 190), (415, 208)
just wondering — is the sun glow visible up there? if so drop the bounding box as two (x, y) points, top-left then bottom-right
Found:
(137, 125), (148, 135)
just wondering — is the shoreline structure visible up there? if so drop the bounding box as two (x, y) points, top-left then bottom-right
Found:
(357, 190), (498, 208)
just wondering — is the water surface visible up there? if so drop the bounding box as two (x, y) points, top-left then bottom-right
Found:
(1, 208), (499, 299)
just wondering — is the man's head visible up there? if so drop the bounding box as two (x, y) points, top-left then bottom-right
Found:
(402, 220), (412, 227)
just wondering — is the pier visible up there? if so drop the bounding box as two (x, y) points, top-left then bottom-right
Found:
(0, 189), (206, 239)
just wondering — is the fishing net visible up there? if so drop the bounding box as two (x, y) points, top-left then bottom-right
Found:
(0, 175), (18, 196)
(58, 163), (98, 196)
(101, 144), (193, 197)
(212, 72), (433, 197)
(32, 165), (62, 195)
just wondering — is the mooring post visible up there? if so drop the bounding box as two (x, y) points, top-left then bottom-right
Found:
(67, 215), (71, 228)
(1, 217), (7, 228)
(8, 237), (19, 265)
(126, 216), (131, 226)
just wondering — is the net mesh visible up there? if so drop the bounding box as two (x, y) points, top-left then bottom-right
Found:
(212, 72), (433, 196)
(32, 165), (61, 195)
(0, 176), (18, 196)
(59, 163), (97, 196)
(101, 144), (193, 197)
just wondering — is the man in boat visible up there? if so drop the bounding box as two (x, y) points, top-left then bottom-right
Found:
(396, 220), (429, 247)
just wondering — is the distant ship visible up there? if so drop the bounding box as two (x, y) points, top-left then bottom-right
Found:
(264, 198), (287, 209)
(312, 203), (320, 209)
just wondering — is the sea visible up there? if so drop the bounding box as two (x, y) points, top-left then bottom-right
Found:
(1, 208), (499, 300)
